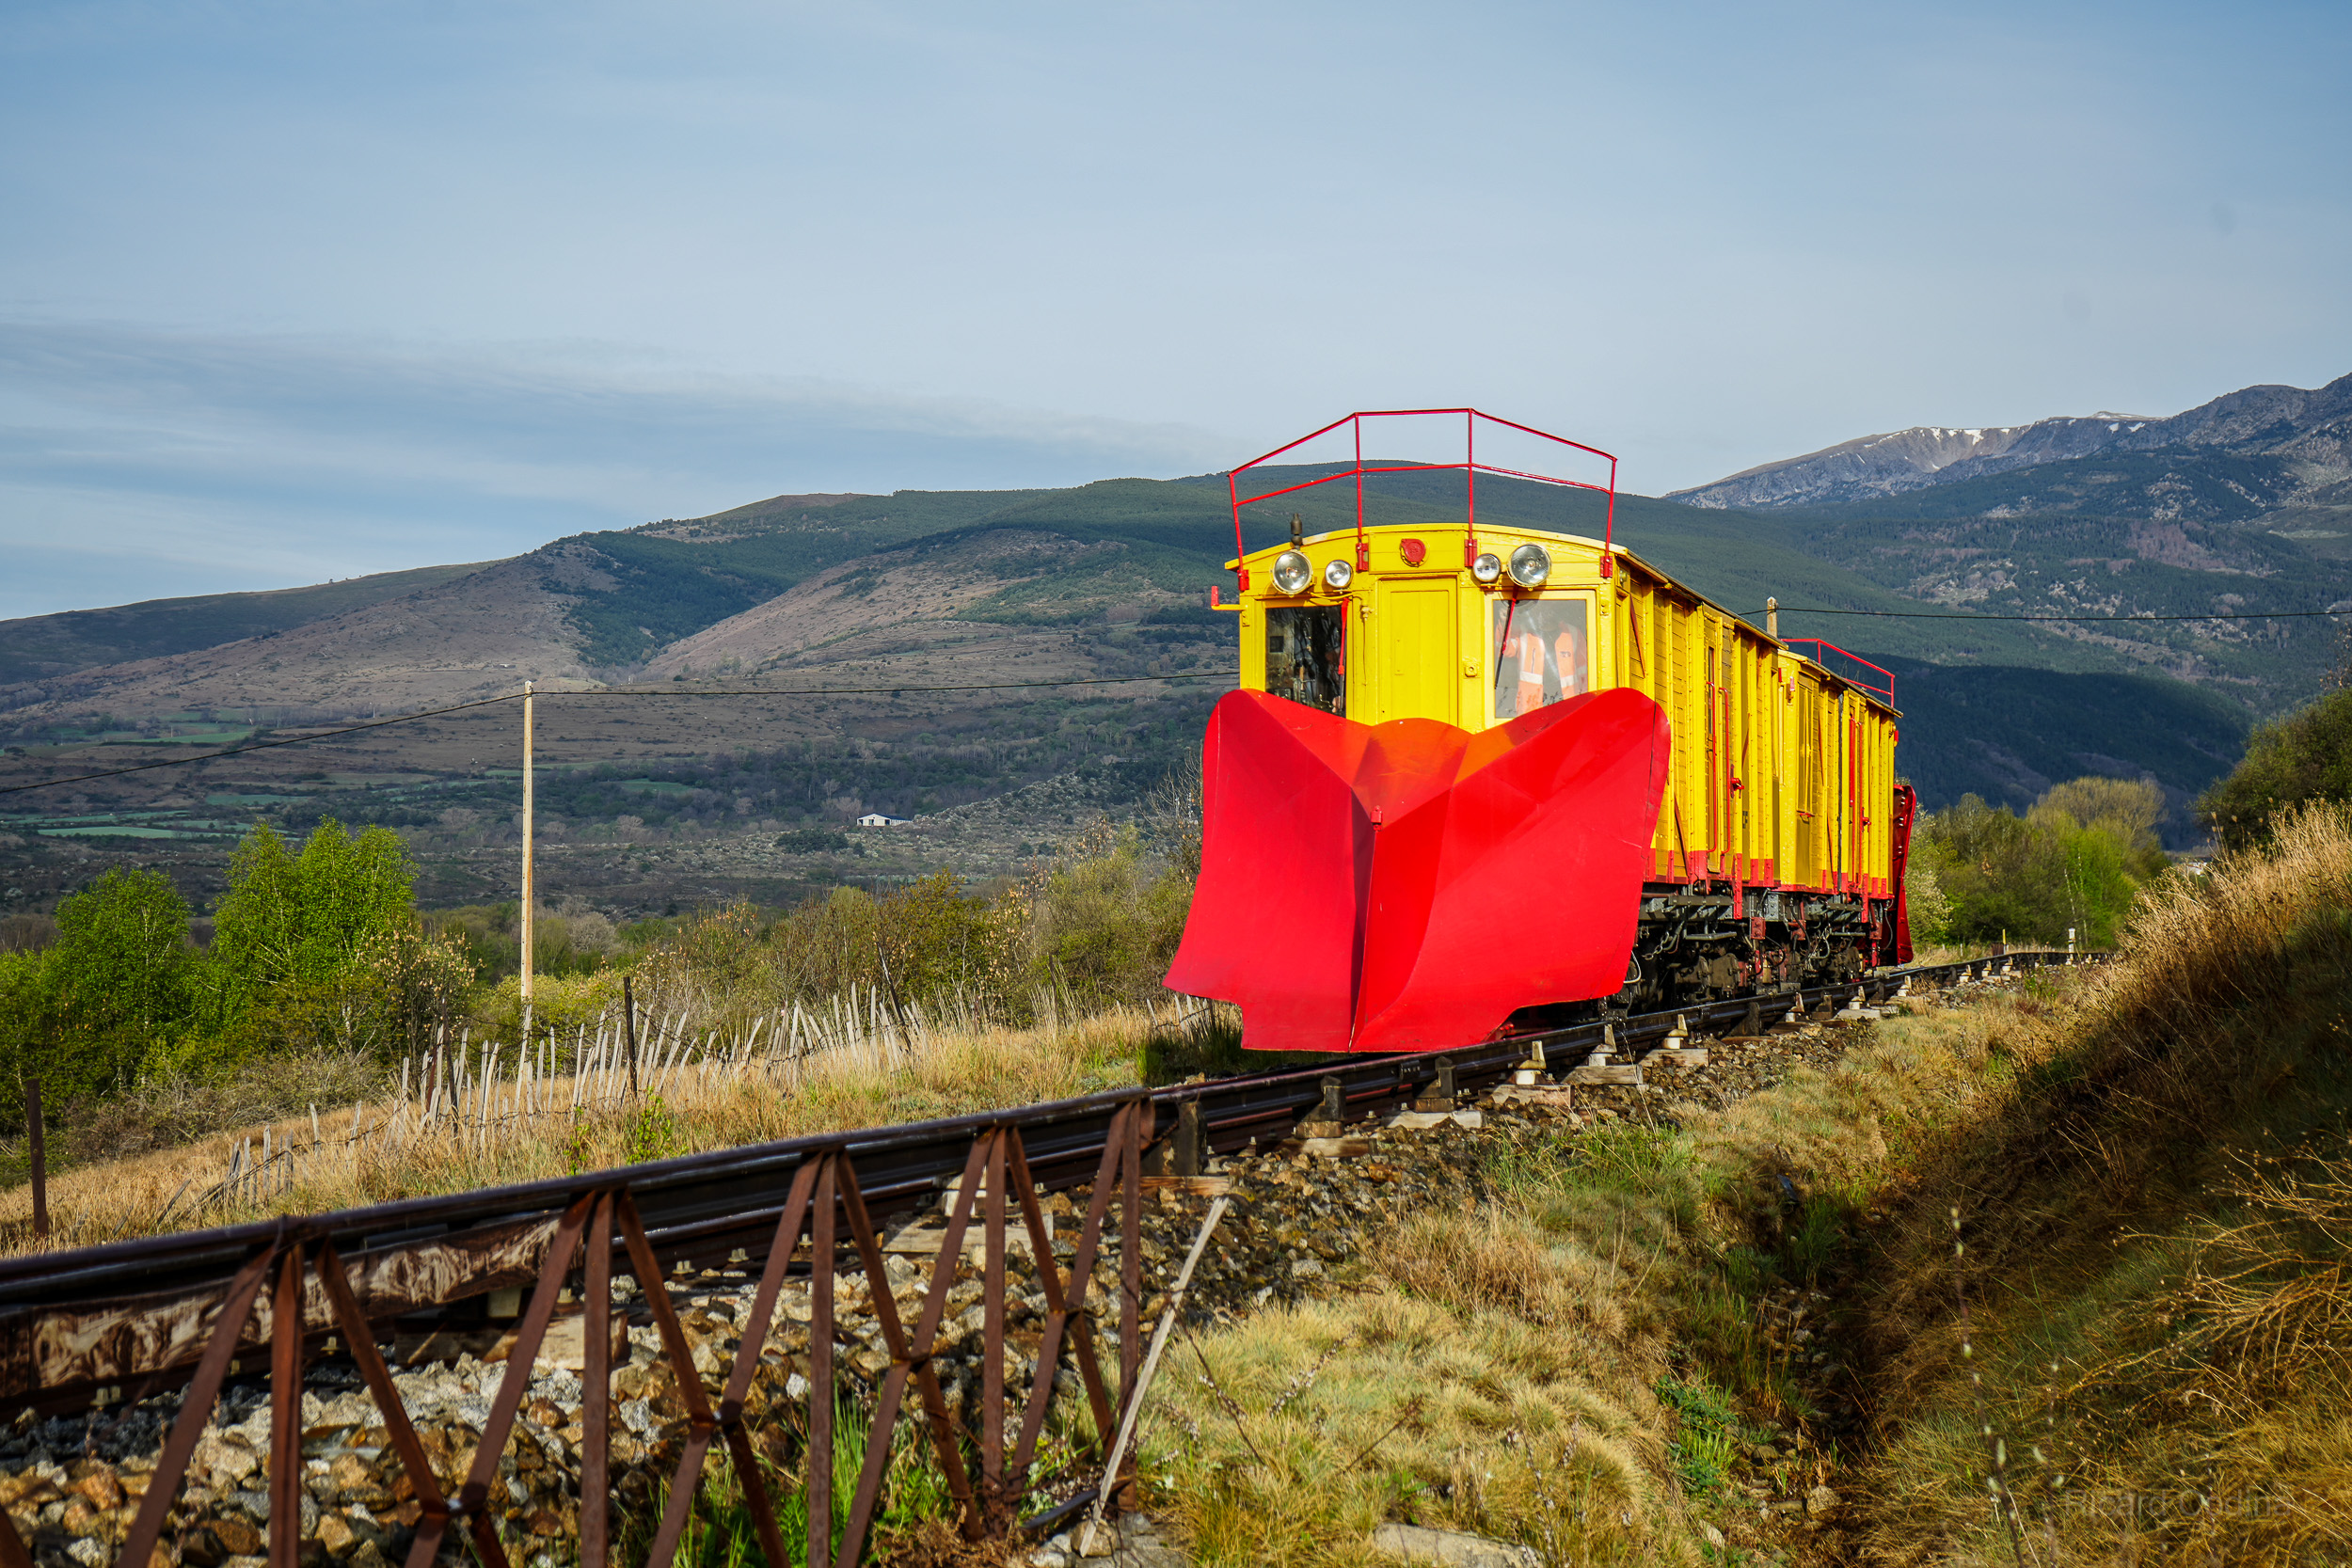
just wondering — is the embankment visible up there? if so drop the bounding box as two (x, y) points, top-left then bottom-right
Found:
(1151, 808), (2352, 1566)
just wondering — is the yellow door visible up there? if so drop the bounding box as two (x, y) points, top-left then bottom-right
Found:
(1374, 578), (1458, 725)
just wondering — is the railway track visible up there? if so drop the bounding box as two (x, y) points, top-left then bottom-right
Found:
(0, 949), (2094, 1565)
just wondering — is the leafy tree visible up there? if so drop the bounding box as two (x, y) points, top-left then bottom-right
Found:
(200, 819), (437, 1057)
(1914, 779), (2164, 947)
(2198, 686), (2352, 851)
(54, 868), (193, 1046)
(2036, 777), (2169, 879)
(3, 869), (193, 1118)
(211, 820), (416, 999)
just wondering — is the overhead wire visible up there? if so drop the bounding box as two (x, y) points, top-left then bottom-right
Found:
(1767, 606), (2346, 623)
(13, 598), (2341, 800)
(0, 669), (1241, 798)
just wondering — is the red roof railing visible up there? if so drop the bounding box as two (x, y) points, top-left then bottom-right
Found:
(1784, 639), (1895, 704)
(1226, 408), (1618, 588)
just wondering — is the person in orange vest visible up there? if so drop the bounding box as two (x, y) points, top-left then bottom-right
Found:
(1517, 625), (1549, 716)
(1555, 623), (1587, 697)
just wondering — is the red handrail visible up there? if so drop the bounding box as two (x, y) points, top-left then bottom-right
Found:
(1225, 409), (1618, 588)
(1784, 639), (1895, 704)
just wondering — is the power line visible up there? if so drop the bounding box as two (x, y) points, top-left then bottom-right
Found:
(561, 672), (1239, 697)
(1771, 606), (2345, 624)
(0, 670), (1240, 798)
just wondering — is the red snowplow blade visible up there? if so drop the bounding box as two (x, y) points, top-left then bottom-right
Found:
(1166, 687), (1672, 1053)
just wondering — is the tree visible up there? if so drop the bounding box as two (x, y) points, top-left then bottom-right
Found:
(212, 820), (416, 997)
(204, 819), (426, 1055)
(2198, 687), (2352, 851)
(4, 869), (193, 1116)
(1913, 779), (2164, 947)
(53, 867), (193, 1045)
(2036, 777), (2169, 879)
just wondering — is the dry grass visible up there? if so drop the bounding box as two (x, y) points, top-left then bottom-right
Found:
(1147, 1228), (1673, 1566)
(1836, 806), (2352, 1566)
(0, 1006), (1155, 1256)
(1145, 812), (2352, 1565)
(1137, 1112), (1741, 1565)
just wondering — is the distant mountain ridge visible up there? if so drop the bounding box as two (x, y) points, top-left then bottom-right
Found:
(1672, 372), (2352, 516)
(0, 562), (487, 689)
(3, 401), (2341, 834)
(0, 469), (1961, 723)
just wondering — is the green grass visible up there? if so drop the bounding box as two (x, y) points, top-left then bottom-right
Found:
(37, 825), (184, 839)
(1657, 1375), (1752, 1497)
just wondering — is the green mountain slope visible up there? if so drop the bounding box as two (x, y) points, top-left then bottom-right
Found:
(0, 562), (488, 688)
(1756, 495), (2352, 716)
(551, 489), (1056, 666)
(724, 466), (2044, 669)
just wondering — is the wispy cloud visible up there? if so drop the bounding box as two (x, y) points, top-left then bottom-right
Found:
(0, 321), (1229, 616)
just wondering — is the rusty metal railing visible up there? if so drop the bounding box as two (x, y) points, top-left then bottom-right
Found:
(76, 1105), (1146, 1568)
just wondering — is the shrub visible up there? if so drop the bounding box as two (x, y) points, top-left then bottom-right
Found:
(1021, 826), (1192, 1010)
(428, 901), (618, 983)
(1912, 778), (2166, 946)
(2198, 684), (2352, 850)
(1904, 856), (1952, 944)
(624, 831), (1196, 1035)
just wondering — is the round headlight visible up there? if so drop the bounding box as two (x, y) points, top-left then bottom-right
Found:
(1470, 552), (1504, 585)
(1322, 558), (1354, 590)
(1271, 549), (1312, 594)
(1508, 543), (1552, 589)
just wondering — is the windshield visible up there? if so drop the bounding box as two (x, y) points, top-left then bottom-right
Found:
(1266, 605), (1346, 715)
(1491, 597), (1587, 719)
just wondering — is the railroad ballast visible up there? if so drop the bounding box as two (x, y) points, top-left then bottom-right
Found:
(1167, 409), (1917, 1053)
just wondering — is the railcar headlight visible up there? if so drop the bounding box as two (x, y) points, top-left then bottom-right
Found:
(1470, 552), (1504, 585)
(1322, 558), (1354, 590)
(1508, 543), (1552, 589)
(1271, 549), (1312, 594)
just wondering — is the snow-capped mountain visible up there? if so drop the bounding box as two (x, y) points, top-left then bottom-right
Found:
(1671, 373), (2352, 514)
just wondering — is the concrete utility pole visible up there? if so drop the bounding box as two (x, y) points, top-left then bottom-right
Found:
(1766, 596), (1779, 639)
(520, 681), (535, 1015)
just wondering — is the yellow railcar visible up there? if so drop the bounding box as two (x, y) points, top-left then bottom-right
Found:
(1172, 411), (1915, 1044)
(1221, 517), (1909, 1010)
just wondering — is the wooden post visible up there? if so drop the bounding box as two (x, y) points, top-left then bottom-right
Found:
(1172, 1099), (1203, 1178)
(623, 974), (639, 1099)
(519, 680), (535, 1010)
(25, 1080), (47, 1243)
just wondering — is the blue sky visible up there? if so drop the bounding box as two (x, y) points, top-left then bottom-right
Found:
(3, 0), (2347, 617)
